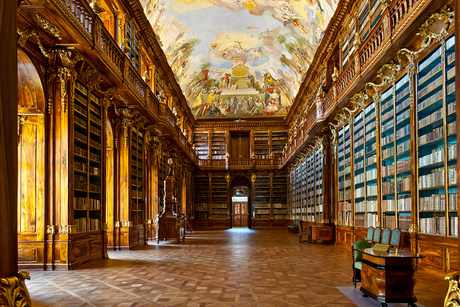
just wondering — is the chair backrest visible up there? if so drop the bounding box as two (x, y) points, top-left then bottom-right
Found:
(372, 228), (381, 244)
(366, 227), (374, 242)
(353, 239), (372, 262)
(381, 228), (391, 244)
(390, 228), (401, 248)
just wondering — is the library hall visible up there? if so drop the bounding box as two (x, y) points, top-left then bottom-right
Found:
(1, 0), (459, 306)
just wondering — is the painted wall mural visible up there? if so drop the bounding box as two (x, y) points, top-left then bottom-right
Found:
(141, 0), (339, 118)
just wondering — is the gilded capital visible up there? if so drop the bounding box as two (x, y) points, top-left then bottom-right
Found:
(0, 271), (31, 307)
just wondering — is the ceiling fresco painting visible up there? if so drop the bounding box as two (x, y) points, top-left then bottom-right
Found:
(141, 0), (339, 118)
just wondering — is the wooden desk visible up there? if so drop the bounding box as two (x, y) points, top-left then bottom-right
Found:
(358, 248), (425, 307)
(311, 225), (333, 242)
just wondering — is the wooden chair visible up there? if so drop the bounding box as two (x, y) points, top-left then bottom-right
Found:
(352, 239), (372, 287)
(380, 228), (391, 245)
(390, 228), (401, 249)
(288, 219), (300, 233)
(299, 225), (312, 243)
(365, 226), (374, 243)
(372, 227), (381, 245)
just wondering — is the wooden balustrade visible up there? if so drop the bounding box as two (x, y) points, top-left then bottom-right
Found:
(62, 0), (92, 35)
(390, 0), (419, 31)
(359, 23), (386, 69)
(335, 58), (356, 97)
(125, 60), (146, 99)
(95, 21), (124, 73)
(305, 104), (317, 132)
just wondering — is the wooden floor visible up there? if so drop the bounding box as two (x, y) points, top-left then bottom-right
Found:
(27, 228), (447, 306)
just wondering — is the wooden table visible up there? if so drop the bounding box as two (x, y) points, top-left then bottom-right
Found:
(311, 225), (333, 242)
(358, 248), (425, 307)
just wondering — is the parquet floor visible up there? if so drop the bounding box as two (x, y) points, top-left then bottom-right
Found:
(27, 228), (447, 306)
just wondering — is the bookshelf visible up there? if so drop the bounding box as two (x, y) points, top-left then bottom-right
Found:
(73, 80), (102, 232)
(302, 159), (308, 220)
(315, 148), (323, 222)
(271, 131), (288, 159)
(158, 150), (167, 212)
(130, 128), (144, 226)
(194, 131), (209, 159)
(194, 174), (210, 219)
(353, 109), (366, 227)
(364, 101), (378, 228)
(211, 131), (227, 160)
(416, 34), (457, 236)
(273, 174), (288, 220)
(307, 155), (315, 222)
(338, 124), (352, 226)
(254, 175), (271, 220)
(290, 169), (296, 219)
(358, 0), (382, 43)
(211, 175), (228, 219)
(295, 164), (302, 220)
(254, 131), (270, 159)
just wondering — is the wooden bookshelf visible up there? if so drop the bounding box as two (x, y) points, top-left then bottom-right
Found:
(73, 81), (103, 233)
(211, 175), (228, 219)
(194, 174), (210, 219)
(417, 34), (457, 236)
(337, 124), (352, 226)
(315, 148), (323, 222)
(254, 175), (271, 220)
(254, 131), (270, 159)
(130, 127), (144, 226)
(211, 131), (227, 160)
(194, 131), (209, 159)
(271, 131), (288, 159)
(273, 174), (288, 221)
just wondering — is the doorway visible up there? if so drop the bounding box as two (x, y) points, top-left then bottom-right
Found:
(232, 187), (248, 227)
(230, 175), (251, 228)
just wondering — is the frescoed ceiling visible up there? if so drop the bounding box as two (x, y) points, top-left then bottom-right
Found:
(140, 0), (339, 119)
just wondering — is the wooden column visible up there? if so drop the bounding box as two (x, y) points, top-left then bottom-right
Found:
(0, 0), (31, 303)
(114, 109), (134, 249)
(146, 137), (159, 240)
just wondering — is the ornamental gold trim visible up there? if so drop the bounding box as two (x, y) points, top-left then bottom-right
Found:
(58, 225), (76, 234)
(0, 271), (31, 307)
(409, 224), (418, 234)
(444, 272), (460, 307)
(35, 13), (63, 40)
(122, 221), (133, 228)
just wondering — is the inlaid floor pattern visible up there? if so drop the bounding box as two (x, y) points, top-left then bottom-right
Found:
(27, 228), (447, 306)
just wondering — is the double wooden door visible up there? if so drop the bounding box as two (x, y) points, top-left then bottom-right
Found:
(233, 202), (248, 227)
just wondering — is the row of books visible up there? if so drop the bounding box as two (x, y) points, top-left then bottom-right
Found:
(75, 218), (101, 232)
(74, 197), (101, 210)
(419, 88), (443, 111)
(418, 62), (442, 86)
(381, 118), (393, 132)
(419, 108), (443, 128)
(339, 211), (352, 225)
(420, 216), (446, 235)
(397, 139), (410, 154)
(418, 75), (443, 99)
(399, 214), (411, 231)
(419, 167), (444, 188)
(355, 200), (378, 212)
(395, 97), (410, 113)
(419, 147), (443, 167)
(420, 194), (446, 211)
(396, 109), (410, 124)
(396, 124), (410, 139)
(384, 215), (396, 229)
(367, 185), (377, 196)
(419, 127), (443, 146)
(382, 181), (394, 194)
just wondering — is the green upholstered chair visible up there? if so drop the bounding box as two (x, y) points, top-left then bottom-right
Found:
(299, 225), (312, 243)
(352, 239), (372, 287)
(390, 228), (401, 248)
(366, 227), (374, 243)
(381, 228), (391, 245)
(372, 227), (381, 245)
